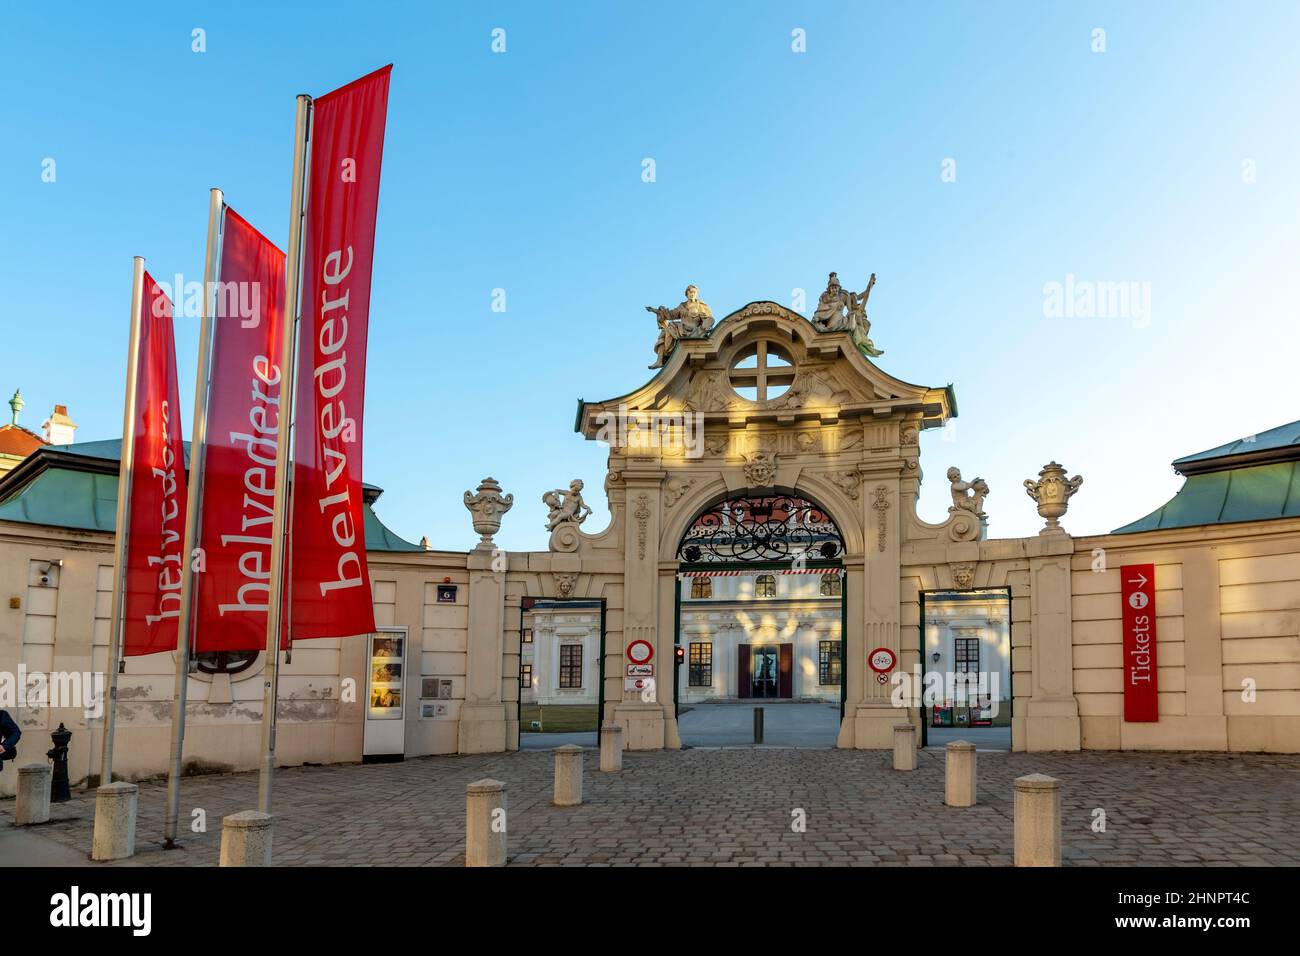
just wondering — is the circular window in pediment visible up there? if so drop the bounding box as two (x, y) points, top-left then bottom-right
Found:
(729, 341), (795, 402)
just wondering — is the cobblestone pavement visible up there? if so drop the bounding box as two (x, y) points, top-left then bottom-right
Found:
(4, 748), (1299, 866)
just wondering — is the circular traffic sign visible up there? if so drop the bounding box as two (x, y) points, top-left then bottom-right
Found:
(627, 639), (655, 665)
(867, 647), (896, 673)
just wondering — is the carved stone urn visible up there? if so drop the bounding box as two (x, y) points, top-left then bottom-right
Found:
(1023, 462), (1083, 535)
(463, 477), (513, 547)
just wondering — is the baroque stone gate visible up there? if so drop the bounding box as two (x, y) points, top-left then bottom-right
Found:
(462, 281), (1086, 752)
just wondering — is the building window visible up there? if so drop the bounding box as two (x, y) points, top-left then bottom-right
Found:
(755, 574), (777, 598)
(819, 641), (842, 685)
(954, 636), (980, 675)
(688, 642), (712, 687)
(522, 628), (533, 644)
(820, 573), (842, 597)
(559, 644), (582, 688)
(690, 577), (712, 599)
(520, 663), (532, 688)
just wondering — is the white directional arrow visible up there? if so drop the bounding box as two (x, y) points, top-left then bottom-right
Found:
(1127, 571), (1148, 589)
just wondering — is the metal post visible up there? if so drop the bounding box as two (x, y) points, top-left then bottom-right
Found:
(258, 93), (312, 815)
(753, 706), (764, 744)
(98, 257), (146, 787)
(47, 724), (72, 802)
(163, 187), (223, 848)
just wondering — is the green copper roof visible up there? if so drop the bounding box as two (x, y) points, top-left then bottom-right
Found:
(1173, 419), (1300, 474)
(0, 440), (422, 552)
(362, 502), (423, 552)
(1113, 419), (1300, 533)
(0, 466), (120, 530)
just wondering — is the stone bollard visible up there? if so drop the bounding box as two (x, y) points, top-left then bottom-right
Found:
(945, 741), (977, 807)
(466, 779), (507, 867)
(219, 811), (273, 866)
(91, 782), (138, 861)
(600, 724), (623, 772)
(1014, 774), (1061, 867)
(553, 744), (584, 807)
(892, 723), (917, 771)
(15, 763), (51, 825)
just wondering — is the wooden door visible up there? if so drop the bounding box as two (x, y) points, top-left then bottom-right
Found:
(778, 643), (793, 698)
(738, 644), (752, 699)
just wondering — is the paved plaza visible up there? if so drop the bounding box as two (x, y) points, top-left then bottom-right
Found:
(3, 747), (1298, 867)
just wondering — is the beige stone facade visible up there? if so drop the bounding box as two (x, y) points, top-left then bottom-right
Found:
(1, 296), (1297, 795)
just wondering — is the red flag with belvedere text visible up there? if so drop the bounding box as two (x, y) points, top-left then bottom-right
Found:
(289, 65), (391, 639)
(122, 274), (188, 656)
(193, 206), (290, 652)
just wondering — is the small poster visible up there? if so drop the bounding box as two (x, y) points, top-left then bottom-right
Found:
(368, 634), (405, 721)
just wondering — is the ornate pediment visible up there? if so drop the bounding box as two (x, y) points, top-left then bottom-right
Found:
(576, 292), (954, 438)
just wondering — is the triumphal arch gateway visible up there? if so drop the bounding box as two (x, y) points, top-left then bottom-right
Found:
(463, 276), (1085, 753)
(4, 273), (1297, 793)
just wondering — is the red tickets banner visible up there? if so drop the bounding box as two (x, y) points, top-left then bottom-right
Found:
(1121, 563), (1158, 722)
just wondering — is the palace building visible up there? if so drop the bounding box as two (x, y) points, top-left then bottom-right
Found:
(1, 278), (1297, 793)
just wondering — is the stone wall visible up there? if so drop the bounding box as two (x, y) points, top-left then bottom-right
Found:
(1072, 519), (1300, 753)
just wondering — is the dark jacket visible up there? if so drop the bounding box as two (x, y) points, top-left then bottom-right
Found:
(0, 709), (20, 769)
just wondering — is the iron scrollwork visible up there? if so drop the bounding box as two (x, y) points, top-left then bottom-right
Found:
(678, 494), (845, 563)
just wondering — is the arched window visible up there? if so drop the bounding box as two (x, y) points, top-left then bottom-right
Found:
(678, 493), (845, 564)
(755, 574), (777, 598)
(690, 576), (712, 599)
(820, 573), (842, 597)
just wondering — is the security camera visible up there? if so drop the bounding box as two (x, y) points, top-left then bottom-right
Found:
(39, 559), (62, 586)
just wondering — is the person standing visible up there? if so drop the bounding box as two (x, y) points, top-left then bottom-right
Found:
(0, 709), (20, 771)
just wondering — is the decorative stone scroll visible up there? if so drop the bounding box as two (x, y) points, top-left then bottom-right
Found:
(664, 475), (696, 509)
(827, 470), (862, 500)
(635, 495), (651, 559)
(872, 485), (891, 552)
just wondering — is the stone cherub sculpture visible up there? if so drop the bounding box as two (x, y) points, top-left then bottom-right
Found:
(647, 284), (714, 368)
(947, 467), (989, 516)
(543, 479), (593, 531)
(812, 272), (883, 357)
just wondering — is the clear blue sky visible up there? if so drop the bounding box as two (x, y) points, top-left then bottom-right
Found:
(3, 2), (1298, 552)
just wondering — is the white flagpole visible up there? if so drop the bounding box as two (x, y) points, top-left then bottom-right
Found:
(259, 93), (312, 814)
(163, 187), (224, 848)
(98, 256), (146, 787)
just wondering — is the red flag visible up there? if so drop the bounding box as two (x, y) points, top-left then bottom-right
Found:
(193, 207), (289, 652)
(123, 274), (187, 656)
(290, 65), (390, 639)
